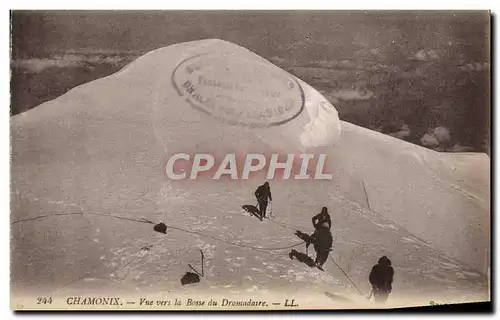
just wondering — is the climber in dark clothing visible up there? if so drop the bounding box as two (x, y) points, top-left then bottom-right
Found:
(307, 225), (333, 271)
(312, 206), (332, 230)
(254, 181), (272, 221)
(369, 256), (394, 304)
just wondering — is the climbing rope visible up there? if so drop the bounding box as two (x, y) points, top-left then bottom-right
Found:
(11, 211), (155, 225)
(265, 216), (298, 232)
(328, 256), (368, 298)
(11, 211), (304, 254)
(166, 224), (304, 253)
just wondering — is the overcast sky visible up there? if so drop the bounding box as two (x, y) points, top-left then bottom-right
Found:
(11, 10), (489, 60)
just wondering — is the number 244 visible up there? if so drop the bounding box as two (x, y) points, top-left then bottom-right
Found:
(37, 297), (53, 304)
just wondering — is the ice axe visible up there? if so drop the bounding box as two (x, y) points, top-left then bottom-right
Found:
(303, 235), (308, 255)
(294, 230), (312, 255)
(188, 250), (204, 278)
(181, 250), (205, 286)
(267, 200), (274, 219)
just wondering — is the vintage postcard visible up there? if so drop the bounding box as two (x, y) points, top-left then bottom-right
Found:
(10, 10), (491, 310)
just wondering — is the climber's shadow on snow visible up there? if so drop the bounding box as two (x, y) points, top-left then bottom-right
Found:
(289, 230), (316, 267)
(242, 205), (261, 220)
(324, 292), (354, 304)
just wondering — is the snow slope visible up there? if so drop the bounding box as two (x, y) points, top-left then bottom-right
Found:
(323, 122), (490, 274)
(10, 39), (489, 309)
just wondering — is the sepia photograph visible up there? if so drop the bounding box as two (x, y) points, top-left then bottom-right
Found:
(10, 10), (491, 310)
